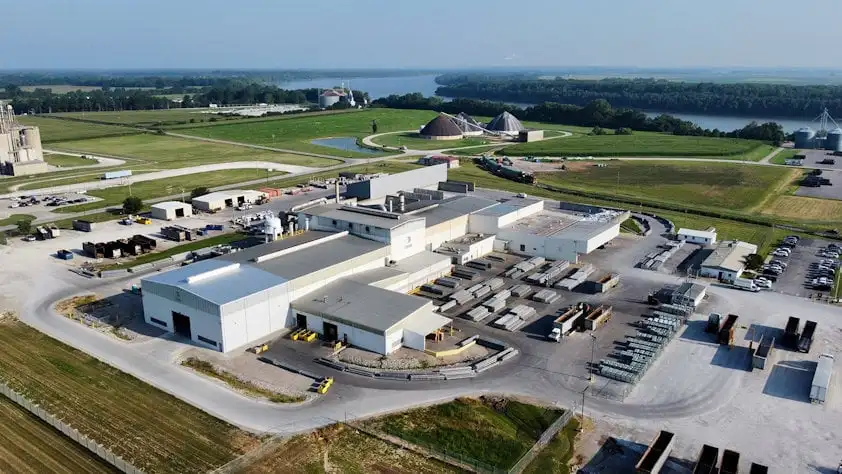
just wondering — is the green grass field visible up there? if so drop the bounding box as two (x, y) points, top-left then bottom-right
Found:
(17, 116), (140, 143)
(0, 319), (260, 473)
(503, 133), (768, 159)
(769, 148), (801, 165)
(523, 417), (579, 474)
(52, 109), (244, 128)
(368, 397), (562, 470)
(0, 396), (117, 474)
(537, 160), (790, 211)
(177, 109), (437, 158)
(446, 145), (508, 156)
(49, 133), (341, 169)
(43, 153), (98, 168)
(372, 132), (491, 150)
(0, 214), (35, 226)
(16, 170), (155, 192)
(53, 169), (288, 214)
(20, 84), (103, 93)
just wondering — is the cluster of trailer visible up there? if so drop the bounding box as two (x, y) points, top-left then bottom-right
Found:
(634, 430), (769, 474)
(599, 305), (689, 384)
(161, 224), (222, 242)
(82, 235), (157, 259)
(638, 239), (685, 271)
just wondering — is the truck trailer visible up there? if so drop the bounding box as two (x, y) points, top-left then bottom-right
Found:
(718, 314), (739, 346)
(635, 430), (675, 474)
(810, 353), (834, 404)
(719, 449), (740, 474)
(798, 320), (817, 353)
(784, 316), (801, 349)
(692, 444), (719, 474)
(553, 305), (585, 335)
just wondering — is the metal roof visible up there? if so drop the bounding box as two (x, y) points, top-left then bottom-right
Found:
(347, 266), (406, 286)
(193, 190), (265, 204)
(291, 278), (433, 334)
(675, 282), (707, 299)
(152, 201), (192, 211)
(813, 354), (834, 389)
(552, 219), (620, 241)
(219, 233), (388, 281)
(305, 205), (424, 230)
(142, 259), (287, 306)
(408, 195), (498, 227)
(678, 228), (716, 239)
(701, 240), (758, 272)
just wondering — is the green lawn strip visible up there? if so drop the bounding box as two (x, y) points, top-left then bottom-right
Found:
(52, 169), (288, 214)
(523, 417), (580, 474)
(17, 116), (141, 142)
(175, 108), (437, 158)
(45, 209), (134, 229)
(536, 160), (789, 211)
(249, 160), (423, 191)
(42, 153), (99, 168)
(98, 232), (247, 271)
(0, 319), (260, 473)
(369, 397), (562, 470)
(769, 149), (801, 165)
(372, 132), (491, 150)
(445, 145), (509, 156)
(0, 214), (36, 226)
(502, 133), (767, 158)
(181, 357), (304, 403)
(49, 133), (341, 168)
(16, 170), (158, 192)
(620, 218), (642, 234)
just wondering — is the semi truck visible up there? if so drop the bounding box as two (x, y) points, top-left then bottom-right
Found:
(732, 277), (759, 292)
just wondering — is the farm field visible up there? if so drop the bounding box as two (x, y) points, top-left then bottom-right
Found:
(0, 318), (260, 473)
(761, 195), (842, 223)
(239, 424), (463, 474)
(536, 160), (791, 211)
(372, 132), (490, 150)
(52, 109), (243, 128)
(53, 169), (288, 213)
(176, 108), (437, 158)
(20, 84), (104, 93)
(365, 397), (562, 471)
(17, 116), (139, 143)
(503, 132), (769, 159)
(49, 133), (341, 169)
(0, 395), (117, 474)
(43, 153), (99, 168)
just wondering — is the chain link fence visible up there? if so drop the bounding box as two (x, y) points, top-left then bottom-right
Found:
(0, 381), (144, 473)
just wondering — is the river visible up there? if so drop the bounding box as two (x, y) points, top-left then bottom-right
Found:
(278, 74), (814, 132)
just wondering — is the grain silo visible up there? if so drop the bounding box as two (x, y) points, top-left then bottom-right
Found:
(318, 90), (343, 108)
(794, 127), (816, 149)
(419, 114), (464, 140)
(486, 111), (525, 135)
(826, 128), (842, 152)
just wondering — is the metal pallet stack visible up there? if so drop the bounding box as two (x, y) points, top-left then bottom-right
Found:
(526, 260), (570, 286)
(448, 289), (474, 306)
(436, 277), (461, 289)
(555, 263), (595, 290)
(533, 289), (561, 304)
(492, 304), (537, 331)
(504, 256), (546, 279)
(638, 240), (685, 270)
(452, 266), (479, 280)
(599, 312), (684, 384)
(510, 284), (533, 298)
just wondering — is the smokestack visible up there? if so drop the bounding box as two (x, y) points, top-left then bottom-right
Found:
(388, 198), (393, 213)
(335, 181), (341, 204)
(288, 222), (294, 235)
(304, 218), (310, 231)
(399, 194), (406, 213)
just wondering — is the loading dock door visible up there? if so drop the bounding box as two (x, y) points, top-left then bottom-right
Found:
(323, 322), (338, 342)
(296, 313), (307, 329)
(172, 311), (192, 339)
(175, 208), (185, 218)
(225, 198), (233, 207)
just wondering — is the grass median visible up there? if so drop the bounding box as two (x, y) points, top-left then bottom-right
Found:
(43, 153), (99, 168)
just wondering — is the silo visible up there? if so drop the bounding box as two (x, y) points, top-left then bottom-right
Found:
(794, 127), (816, 149)
(319, 91), (342, 108)
(826, 128), (842, 152)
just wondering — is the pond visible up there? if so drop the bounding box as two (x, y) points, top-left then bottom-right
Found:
(310, 137), (381, 154)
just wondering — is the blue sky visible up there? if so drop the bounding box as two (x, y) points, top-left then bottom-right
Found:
(3, 0), (841, 69)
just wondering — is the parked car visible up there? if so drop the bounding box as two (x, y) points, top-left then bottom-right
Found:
(22, 235), (36, 242)
(754, 279), (772, 289)
(786, 235), (801, 242)
(772, 250), (789, 258)
(776, 247), (792, 255)
(770, 259), (788, 268)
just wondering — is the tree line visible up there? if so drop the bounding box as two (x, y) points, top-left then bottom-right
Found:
(4, 80), (370, 114)
(435, 75), (842, 119)
(373, 93), (785, 143)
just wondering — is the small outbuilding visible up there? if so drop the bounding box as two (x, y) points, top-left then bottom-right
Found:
(677, 227), (717, 245)
(151, 201), (193, 221)
(192, 190), (266, 212)
(699, 240), (758, 281)
(419, 114), (464, 140)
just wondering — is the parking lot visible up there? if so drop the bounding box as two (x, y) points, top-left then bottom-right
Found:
(790, 149), (842, 200)
(762, 237), (839, 298)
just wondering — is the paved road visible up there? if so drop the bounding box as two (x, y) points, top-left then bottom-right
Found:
(43, 150), (127, 171)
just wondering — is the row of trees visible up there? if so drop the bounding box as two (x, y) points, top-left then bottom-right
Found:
(373, 94), (785, 143)
(4, 81), (370, 114)
(434, 75), (842, 118)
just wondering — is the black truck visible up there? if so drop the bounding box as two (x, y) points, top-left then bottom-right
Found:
(783, 316), (801, 349)
(798, 320), (817, 353)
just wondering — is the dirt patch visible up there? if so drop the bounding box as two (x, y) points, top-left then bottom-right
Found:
(338, 344), (488, 371)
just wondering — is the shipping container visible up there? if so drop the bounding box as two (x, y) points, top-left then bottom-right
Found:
(705, 313), (721, 334)
(749, 463), (769, 474)
(103, 170), (132, 180)
(718, 314), (739, 345)
(72, 219), (95, 232)
(719, 449), (740, 474)
(752, 335), (774, 370)
(784, 316), (801, 349)
(798, 320), (817, 353)
(811, 353), (834, 404)
(585, 305), (613, 331)
(635, 430), (675, 474)
(692, 444), (719, 474)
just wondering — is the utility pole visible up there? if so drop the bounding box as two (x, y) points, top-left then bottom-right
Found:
(579, 385), (588, 431)
(589, 334), (597, 382)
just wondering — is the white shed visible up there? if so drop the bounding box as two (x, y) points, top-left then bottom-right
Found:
(677, 228), (717, 245)
(192, 190), (266, 212)
(151, 201), (193, 221)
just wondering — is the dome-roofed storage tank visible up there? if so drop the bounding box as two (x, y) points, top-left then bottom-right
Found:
(826, 128), (842, 152)
(794, 127), (816, 149)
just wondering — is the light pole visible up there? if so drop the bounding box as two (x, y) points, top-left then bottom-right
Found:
(589, 334), (597, 382)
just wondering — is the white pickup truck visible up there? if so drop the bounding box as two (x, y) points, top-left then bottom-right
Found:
(548, 327), (562, 342)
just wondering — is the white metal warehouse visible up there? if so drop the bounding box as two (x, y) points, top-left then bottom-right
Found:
(699, 240), (758, 281)
(192, 190), (265, 212)
(677, 228), (717, 245)
(150, 201), (193, 221)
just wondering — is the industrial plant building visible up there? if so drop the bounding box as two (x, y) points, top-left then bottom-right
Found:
(0, 105), (47, 176)
(677, 228), (717, 245)
(793, 109), (842, 152)
(142, 166), (625, 354)
(151, 201), (193, 221)
(699, 240), (758, 281)
(192, 190), (266, 212)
